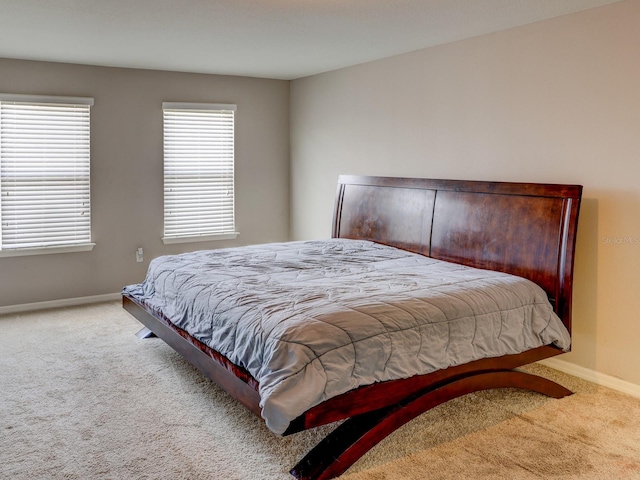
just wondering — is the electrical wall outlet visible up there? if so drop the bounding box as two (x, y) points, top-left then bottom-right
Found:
(136, 247), (144, 263)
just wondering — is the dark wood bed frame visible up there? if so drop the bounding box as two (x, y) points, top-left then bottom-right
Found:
(122, 175), (582, 479)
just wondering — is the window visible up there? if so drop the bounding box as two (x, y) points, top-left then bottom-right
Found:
(162, 102), (238, 244)
(0, 94), (94, 256)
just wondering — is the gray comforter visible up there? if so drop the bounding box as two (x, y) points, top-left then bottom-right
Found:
(123, 239), (571, 434)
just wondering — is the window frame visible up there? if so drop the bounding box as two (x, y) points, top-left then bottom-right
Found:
(162, 102), (239, 245)
(0, 93), (95, 257)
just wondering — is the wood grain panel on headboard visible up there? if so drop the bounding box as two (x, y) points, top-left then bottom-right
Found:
(336, 184), (435, 256)
(332, 175), (582, 333)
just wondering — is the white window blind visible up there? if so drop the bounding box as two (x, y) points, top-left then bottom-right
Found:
(163, 102), (237, 242)
(0, 94), (93, 251)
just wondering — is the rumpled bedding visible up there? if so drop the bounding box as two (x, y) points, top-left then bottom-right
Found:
(123, 239), (571, 434)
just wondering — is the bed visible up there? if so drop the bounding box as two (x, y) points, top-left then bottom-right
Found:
(122, 175), (582, 479)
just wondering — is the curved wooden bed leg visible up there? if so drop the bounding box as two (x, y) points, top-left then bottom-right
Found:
(511, 369), (572, 399)
(135, 327), (156, 339)
(290, 370), (571, 480)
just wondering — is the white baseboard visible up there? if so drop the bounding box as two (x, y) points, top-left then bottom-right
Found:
(0, 293), (121, 315)
(538, 357), (640, 400)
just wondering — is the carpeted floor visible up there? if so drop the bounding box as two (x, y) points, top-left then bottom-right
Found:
(1, 301), (639, 479)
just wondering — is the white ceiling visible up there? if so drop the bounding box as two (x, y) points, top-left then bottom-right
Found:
(0, 0), (621, 80)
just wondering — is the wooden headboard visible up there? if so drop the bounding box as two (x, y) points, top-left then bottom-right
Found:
(332, 175), (582, 334)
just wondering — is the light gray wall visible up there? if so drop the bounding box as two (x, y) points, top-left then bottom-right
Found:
(290, 0), (640, 387)
(0, 58), (290, 307)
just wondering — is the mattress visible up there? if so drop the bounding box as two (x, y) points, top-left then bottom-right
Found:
(123, 239), (571, 434)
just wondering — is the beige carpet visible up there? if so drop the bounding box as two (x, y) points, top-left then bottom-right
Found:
(1, 301), (640, 479)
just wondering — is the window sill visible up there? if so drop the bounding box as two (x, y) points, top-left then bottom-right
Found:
(0, 243), (96, 258)
(162, 232), (239, 245)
